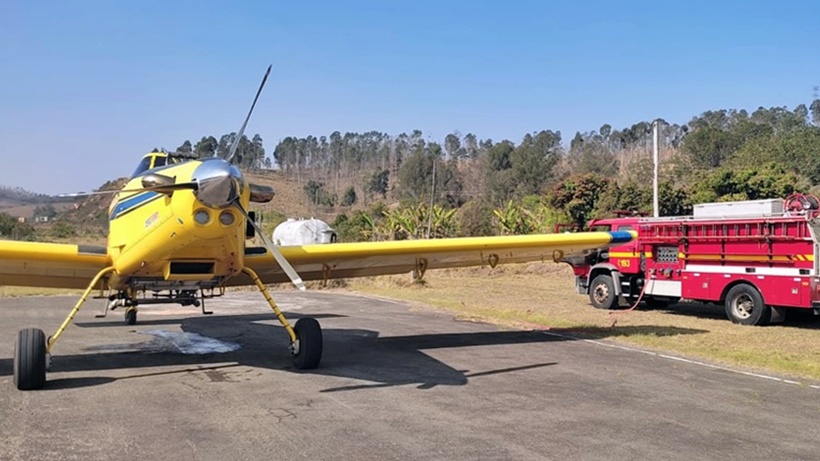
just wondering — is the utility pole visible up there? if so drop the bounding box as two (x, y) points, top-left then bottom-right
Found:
(426, 155), (437, 238)
(653, 120), (660, 218)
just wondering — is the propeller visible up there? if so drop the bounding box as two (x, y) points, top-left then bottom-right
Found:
(234, 201), (306, 291)
(223, 65), (305, 292)
(225, 64), (271, 165)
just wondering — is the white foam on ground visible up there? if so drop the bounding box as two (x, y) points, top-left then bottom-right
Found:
(138, 330), (241, 354)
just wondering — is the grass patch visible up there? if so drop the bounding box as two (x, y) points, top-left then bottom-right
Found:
(345, 263), (820, 381)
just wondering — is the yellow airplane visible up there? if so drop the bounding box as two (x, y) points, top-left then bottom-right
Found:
(0, 66), (635, 390)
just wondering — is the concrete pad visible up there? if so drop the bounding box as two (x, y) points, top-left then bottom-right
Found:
(0, 291), (817, 461)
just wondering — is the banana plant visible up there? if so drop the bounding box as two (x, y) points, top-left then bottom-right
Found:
(493, 200), (536, 235)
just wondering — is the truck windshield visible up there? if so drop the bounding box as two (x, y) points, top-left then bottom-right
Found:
(590, 225), (611, 232)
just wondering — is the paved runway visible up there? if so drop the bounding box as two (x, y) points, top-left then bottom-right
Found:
(0, 291), (818, 461)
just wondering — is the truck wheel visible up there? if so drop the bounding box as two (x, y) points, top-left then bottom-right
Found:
(589, 274), (618, 310)
(725, 284), (771, 326)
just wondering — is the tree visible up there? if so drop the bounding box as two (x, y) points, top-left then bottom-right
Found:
(33, 204), (57, 219)
(689, 163), (810, 204)
(810, 98), (820, 127)
(548, 174), (611, 229)
(487, 140), (514, 171)
(463, 133), (479, 158)
(367, 169), (390, 197)
(457, 199), (495, 236)
(341, 186), (357, 207)
(511, 130), (562, 196)
(729, 126), (820, 183)
(176, 140), (193, 155)
(484, 141), (516, 205)
(444, 132), (463, 159)
(50, 222), (76, 239)
(194, 136), (218, 159)
(658, 182), (692, 216)
(303, 180), (336, 206)
(681, 126), (739, 169)
(565, 130), (617, 176)
(0, 212), (17, 236)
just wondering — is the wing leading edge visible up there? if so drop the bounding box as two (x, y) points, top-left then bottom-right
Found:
(0, 241), (111, 289)
(234, 231), (635, 286)
(0, 231), (634, 290)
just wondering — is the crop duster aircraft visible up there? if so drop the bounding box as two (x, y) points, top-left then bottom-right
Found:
(0, 66), (635, 390)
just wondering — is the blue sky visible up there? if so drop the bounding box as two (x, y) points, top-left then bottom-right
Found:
(1, 0), (818, 194)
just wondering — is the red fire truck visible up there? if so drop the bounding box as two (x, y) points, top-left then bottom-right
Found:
(563, 194), (820, 325)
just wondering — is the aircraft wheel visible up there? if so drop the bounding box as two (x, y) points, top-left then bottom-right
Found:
(125, 307), (137, 326)
(291, 317), (322, 370)
(14, 328), (47, 390)
(589, 274), (618, 309)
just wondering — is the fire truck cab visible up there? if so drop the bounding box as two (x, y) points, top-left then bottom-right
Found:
(564, 195), (820, 325)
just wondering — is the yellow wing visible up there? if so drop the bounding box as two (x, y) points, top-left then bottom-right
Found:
(233, 231), (635, 286)
(0, 241), (111, 289)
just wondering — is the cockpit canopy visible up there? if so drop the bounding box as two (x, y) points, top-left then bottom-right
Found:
(131, 151), (184, 178)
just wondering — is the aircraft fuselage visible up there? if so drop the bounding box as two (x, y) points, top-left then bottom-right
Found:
(106, 156), (250, 291)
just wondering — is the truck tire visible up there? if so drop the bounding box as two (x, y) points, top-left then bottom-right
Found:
(724, 284), (771, 326)
(589, 274), (618, 310)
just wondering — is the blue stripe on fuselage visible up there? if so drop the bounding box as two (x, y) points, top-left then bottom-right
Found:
(109, 191), (162, 220)
(608, 230), (635, 244)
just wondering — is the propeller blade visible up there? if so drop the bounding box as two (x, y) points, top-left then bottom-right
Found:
(234, 202), (306, 291)
(57, 182), (198, 198)
(226, 65), (272, 165)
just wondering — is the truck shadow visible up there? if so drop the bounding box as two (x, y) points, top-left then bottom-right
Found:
(646, 301), (820, 329)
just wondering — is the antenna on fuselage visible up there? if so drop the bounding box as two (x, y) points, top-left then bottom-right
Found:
(225, 64), (271, 165)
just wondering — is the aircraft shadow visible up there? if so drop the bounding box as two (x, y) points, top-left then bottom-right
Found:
(0, 312), (705, 392)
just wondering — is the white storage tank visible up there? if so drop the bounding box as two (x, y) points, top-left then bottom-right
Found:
(272, 218), (337, 246)
(692, 198), (783, 218)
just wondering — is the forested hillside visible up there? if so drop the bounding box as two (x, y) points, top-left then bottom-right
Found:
(5, 102), (817, 244)
(163, 101), (820, 242)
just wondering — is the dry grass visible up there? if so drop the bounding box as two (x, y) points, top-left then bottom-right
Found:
(345, 263), (820, 382)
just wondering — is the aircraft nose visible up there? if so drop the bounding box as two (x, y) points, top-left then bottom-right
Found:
(192, 159), (243, 208)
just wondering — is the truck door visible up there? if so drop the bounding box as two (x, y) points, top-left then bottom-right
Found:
(612, 224), (639, 273)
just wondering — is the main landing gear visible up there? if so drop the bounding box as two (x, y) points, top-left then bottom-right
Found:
(12, 266), (323, 390)
(242, 267), (323, 370)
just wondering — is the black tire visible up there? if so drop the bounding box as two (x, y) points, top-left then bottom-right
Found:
(125, 308), (137, 326)
(14, 328), (47, 390)
(589, 274), (618, 310)
(725, 284), (771, 326)
(292, 317), (322, 370)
